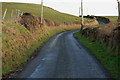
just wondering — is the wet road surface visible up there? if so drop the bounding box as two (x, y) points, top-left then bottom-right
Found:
(97, 20), (106, 25)
(17, 30), (110, 78)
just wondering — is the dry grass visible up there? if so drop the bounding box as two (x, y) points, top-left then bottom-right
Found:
(2, 20), (81, 76)
(81, 21), (119, 56)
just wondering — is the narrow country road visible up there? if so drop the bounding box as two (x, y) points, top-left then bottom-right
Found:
(97, 20), (106, 25)
(16, 30), (109, 78)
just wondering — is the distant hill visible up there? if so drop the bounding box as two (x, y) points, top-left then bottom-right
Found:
(104, 16), (118, 25)
(2, 2), (81, 23)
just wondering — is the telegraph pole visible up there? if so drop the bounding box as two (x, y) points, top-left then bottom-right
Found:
(81, 0), (84, 30)
(79, 7), (81, 17)
(117, 0), (120, 22)
(41, 0), (43, 24)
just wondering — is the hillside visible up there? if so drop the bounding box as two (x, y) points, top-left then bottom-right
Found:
(105, 16), (118, 25)
(2, 2), (82, 23)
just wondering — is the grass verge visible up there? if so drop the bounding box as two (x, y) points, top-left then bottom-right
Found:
(74, 31), (120, 80)
(2, 20), (82, 76)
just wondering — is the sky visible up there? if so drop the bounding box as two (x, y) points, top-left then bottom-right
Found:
(0, 0), (118, 16)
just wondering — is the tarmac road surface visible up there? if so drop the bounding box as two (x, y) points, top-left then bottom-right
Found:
(16, 30), (110, 78)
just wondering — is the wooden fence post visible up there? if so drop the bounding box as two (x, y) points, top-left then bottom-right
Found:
(2, 8), (7, 19)
(11, 10), (13, 17)
(16, 9), (18, 16)
(20, 11), (23, 17)
(18, 10), (20, 16)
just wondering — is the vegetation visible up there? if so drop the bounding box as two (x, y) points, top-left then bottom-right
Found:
(84, 19), (99, 26)
(105, 16), (118, 25)
(2, 2), (82, 23)
(74, 32), (120, 80)
(1, 2), (100, 77)
(2, 20), (82, 76)
(73, 16), (119, 80)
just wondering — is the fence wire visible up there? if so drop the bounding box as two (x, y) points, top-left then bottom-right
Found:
(0, 2), (2, 80)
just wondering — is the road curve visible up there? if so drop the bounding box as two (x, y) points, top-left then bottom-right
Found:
(97, 20), (105, 25)
(16, 30), (110, 78)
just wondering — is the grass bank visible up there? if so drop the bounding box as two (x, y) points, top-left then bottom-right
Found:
(2, 20), (81, 76)
(105, 16), (118, 25)
(74, 32), (120, 80)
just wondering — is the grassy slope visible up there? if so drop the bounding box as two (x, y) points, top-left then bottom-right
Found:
(74, 32), (119, 80)
(2, 21), (81, 75)
(105, 16), (118, 24)
(2, 2), (82, 23)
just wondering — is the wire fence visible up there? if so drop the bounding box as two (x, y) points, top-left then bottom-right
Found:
(2, 8), (24, 20)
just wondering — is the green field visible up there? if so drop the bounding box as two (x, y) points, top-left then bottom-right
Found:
(105, 16), (118, 24)
(2, 2), (82, 23)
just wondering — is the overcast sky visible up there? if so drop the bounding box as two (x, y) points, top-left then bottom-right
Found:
(0, 0), (118, 16)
